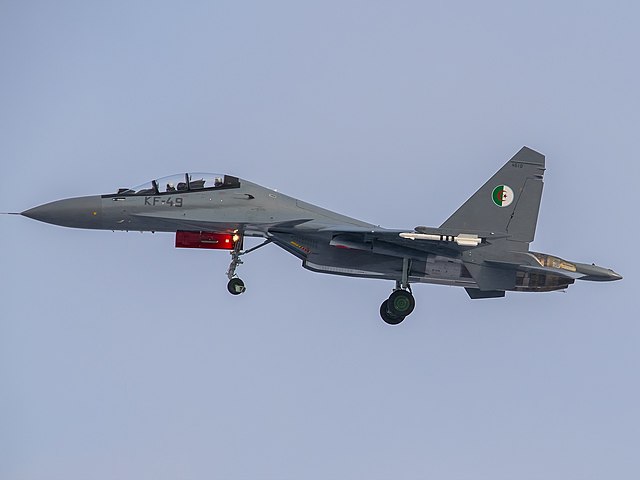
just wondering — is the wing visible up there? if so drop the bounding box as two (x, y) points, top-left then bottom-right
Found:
(269, 220), (497, 258)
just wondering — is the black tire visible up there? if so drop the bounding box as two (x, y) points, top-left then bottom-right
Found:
(227, 278), (246, 295)
(387, 290), (415, 317)
(380, 300), (405, 325)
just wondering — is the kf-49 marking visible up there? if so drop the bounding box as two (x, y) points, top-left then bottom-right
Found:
(144, 197), (183, 207)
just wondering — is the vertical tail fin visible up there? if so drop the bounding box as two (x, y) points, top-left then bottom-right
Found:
(440, 147), (545, 244)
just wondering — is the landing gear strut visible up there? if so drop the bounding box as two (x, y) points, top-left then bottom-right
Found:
(225, 236), (272, 295)
(226, 237), (245, 294)
(380, 258), (416, 325)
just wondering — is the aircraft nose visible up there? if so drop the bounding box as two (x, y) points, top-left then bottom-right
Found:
(22, 196), (103, 229)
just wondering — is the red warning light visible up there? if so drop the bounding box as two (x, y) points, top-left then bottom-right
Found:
(175, 231), (241, 250)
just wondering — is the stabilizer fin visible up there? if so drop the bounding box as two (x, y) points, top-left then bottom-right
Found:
(440, 147), (545, 244)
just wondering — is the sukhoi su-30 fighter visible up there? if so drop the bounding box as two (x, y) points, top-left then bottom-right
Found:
(17, 147), (621, 324)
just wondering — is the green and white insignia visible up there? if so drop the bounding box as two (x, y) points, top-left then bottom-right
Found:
(492, 185), (514, 207)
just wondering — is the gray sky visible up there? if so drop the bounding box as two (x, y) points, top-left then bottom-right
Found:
(1, 1), (637, 479)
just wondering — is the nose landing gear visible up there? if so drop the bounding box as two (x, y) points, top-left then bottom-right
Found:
(225, 236), (272, 296)
(226, 235), (245, 294)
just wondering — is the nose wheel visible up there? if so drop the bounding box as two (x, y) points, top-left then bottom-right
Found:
(227, 277), (246, 295)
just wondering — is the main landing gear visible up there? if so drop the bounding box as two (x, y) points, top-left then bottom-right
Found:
(225, 236), (272, 295)
(380, 287), (415, 325)
(380, 258), (416, 325)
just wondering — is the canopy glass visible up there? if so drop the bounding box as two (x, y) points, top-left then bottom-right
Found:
(116, 174), (240, 195)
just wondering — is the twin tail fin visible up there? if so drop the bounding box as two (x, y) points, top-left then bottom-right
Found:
(440, 146), (545, 244)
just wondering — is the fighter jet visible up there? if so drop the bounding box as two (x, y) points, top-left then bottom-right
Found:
(16, 147), (621, 324)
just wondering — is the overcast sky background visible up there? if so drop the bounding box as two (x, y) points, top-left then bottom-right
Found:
(1, 1), (638, 479)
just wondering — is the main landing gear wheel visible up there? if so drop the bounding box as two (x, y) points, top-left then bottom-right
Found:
(387, 289), (415, 317)
(380, 300), (405, 325)
(227, 277), (246, 295)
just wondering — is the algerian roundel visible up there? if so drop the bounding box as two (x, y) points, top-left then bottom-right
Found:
(492, 185), (514, 207)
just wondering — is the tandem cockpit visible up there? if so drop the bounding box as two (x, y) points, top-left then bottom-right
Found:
(115, 173), (241, 195)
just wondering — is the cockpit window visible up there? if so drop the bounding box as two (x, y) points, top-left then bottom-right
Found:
(531, 252), (577, 272)
(116, 173), (240, 195)
(117, 181), (157, 196)
(187, 173), (224, 190)
(158, 174), (189, 193)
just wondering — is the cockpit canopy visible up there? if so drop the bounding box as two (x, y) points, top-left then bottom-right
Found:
(117, 173), (240, 195)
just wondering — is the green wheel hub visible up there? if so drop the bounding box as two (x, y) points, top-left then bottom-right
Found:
(393, 295), (411, 313)
(387, 290), (415, 317)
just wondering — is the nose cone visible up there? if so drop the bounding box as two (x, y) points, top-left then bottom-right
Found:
(608, 270), (623, 281)
(22, 196), (103, 229)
